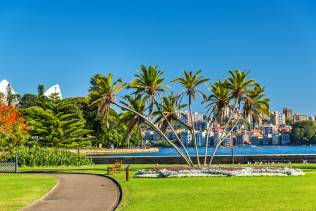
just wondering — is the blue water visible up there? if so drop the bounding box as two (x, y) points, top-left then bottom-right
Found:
(104, 146), (316, 157)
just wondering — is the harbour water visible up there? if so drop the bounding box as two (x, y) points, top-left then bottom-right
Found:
(104, 146), (316, 157)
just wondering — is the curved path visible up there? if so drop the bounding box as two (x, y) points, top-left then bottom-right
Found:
(23, 174), (120, 211)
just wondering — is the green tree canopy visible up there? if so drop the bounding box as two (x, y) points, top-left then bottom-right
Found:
(22, 99), (94, 148)
(291, 120), (316, 145)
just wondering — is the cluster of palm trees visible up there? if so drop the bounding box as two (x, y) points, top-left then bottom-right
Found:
(89, 65), (269, 166)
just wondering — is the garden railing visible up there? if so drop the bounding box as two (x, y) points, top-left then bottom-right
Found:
(0, 156), (18, 173)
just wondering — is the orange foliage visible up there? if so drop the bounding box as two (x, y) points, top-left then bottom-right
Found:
(0, 105), (28, 134)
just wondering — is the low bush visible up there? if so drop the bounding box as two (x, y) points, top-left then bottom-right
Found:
(0, 146), (92, 166)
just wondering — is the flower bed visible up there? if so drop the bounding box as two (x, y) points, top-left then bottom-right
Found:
(135, 166), (305, 178)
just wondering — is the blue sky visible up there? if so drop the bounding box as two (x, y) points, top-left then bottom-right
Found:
(0, 0), (316, 114)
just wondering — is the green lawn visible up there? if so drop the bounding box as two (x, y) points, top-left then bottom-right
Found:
(0, 174), (57, 211)
(21, 164), (316, 211)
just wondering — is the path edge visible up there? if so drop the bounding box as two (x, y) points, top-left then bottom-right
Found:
(20, 175), (60, 211)
(21, 172), (123, 211)
(103, 174), (123, 210)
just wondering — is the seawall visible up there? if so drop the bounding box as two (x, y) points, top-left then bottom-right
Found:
(88, 154), (316, 164)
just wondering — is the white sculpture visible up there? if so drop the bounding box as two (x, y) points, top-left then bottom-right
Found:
(44, 84), (62, 99)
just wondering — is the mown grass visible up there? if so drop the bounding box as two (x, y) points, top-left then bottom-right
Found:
(21, 164), (316, 211)
(0, 174), (57, 211)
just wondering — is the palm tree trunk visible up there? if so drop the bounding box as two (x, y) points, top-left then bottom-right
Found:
(208, 98), (239, 165)
(189, 95), (200, 166)
(112, 101), (193, 166)
(137, 125), (143, 146)
(203, 107), (216, 166)
(125, 120), (136, 148)
(203, 123), (212, 166)
(203, 116), (215, 165)
(153, 97), (194, 166)
(209, 108), (243, 165)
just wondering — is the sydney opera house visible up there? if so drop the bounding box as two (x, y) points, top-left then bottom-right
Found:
(0, 79), (62, 104)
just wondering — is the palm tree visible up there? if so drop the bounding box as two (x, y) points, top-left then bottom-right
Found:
(120, 95), (146, 148)
(89, 72), (192, 165)
(153, 93), (188, 132)
(203, 80), (231, 165)
(243, 84), (270, 129)
(209, 69), (255, 165)
(129, 65), (194, 165)
(89, 74), (126, 128)
(128, 65), (169, 116)
(225, 69), (255, 109)
(173, 70), (209, 166)
(205, 80), (231, 123)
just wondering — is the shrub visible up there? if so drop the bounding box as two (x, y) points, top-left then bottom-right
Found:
(0, 146), (92, 167)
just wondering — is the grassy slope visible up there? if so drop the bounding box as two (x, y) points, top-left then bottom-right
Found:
(0, 174), (57, 211)
(21, 164), (316, 211)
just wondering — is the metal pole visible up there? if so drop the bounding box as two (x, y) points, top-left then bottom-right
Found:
(15, 155), (18, 173)
(125, 165), (130, 181)
(232, 146), (234, 165)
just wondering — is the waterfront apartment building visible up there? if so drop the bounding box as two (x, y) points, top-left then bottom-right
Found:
(179, 131), (191, 146)
(195, 131), (207, 147)
(236, 134), (250, 145)
(283, 108), (293, 121)
(281, 133), (291, 145)
(270, 111), (285, 126)
(222, 136), (233, 147)
(194, 120), (208, 131)
(184, 112), (204, 126)
(144, 130), (161, 142)
(263, 124), (275, 135)
(272, 134), (280, 145)
(294, 113), (308, 123)
(279, 125), (292, 133)
(213, 132), (223, 146)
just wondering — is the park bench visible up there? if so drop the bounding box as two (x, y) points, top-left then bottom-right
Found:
(107, 160), (122, 174)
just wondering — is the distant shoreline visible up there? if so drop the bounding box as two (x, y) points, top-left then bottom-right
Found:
(67, 147), (159, 155)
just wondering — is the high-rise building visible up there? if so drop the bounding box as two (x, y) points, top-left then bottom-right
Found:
(270, 111), (285, 126)
(194, 120), (208, 131)
(270, 112), (279, 126)
(283, 108), (293, 122)
(184, 112), (204, 126)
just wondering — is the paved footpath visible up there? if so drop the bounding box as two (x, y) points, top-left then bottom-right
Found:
(23, 174), (120, 211)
